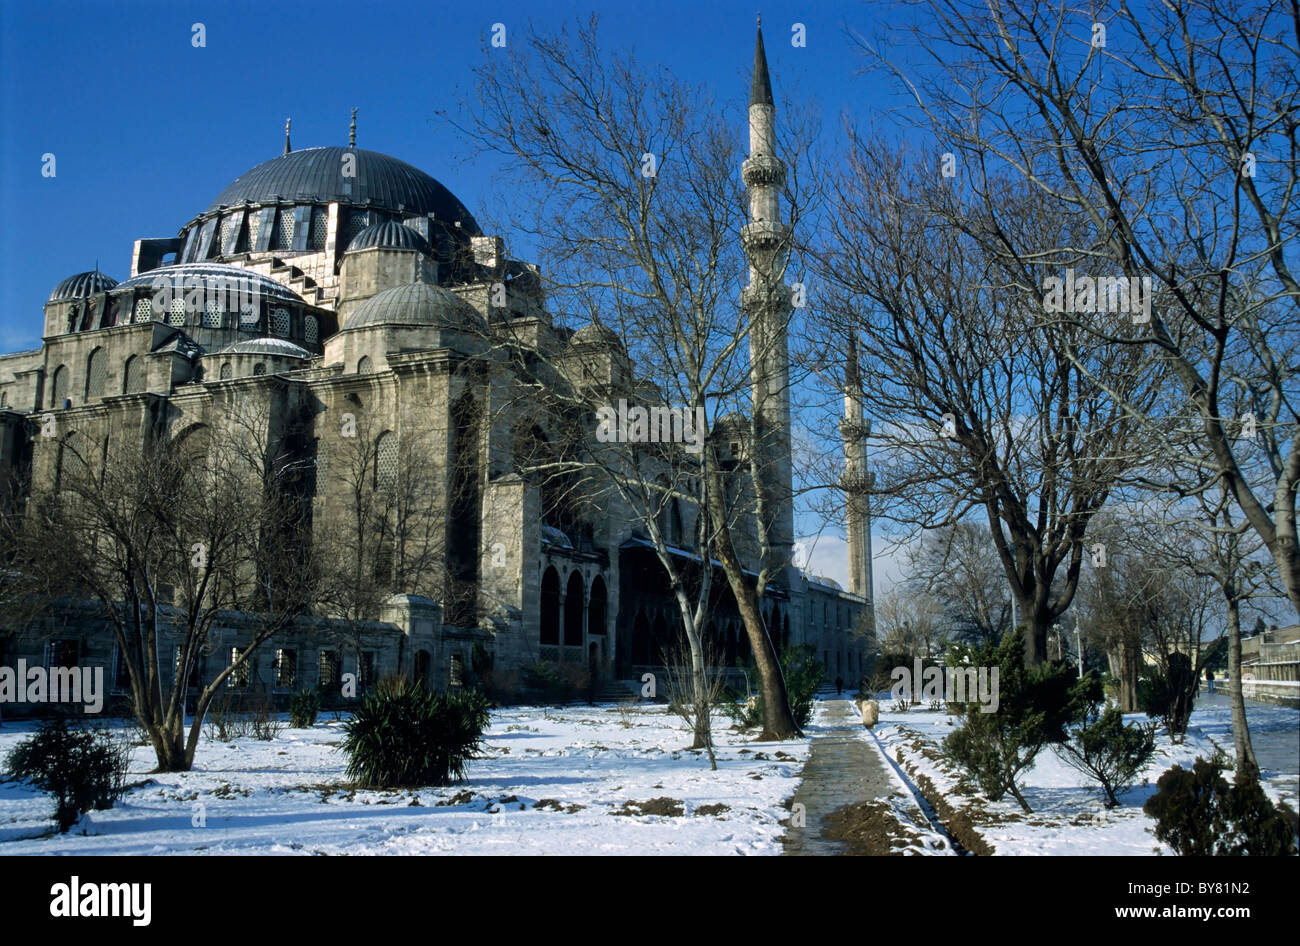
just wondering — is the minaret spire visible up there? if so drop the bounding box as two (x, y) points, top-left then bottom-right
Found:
(840, 333), (874, 603)
(349, 107), (357, 147)
(740, 21), (795, 590)
(751, 18), (774, 107)
(283, 118), (292, 155)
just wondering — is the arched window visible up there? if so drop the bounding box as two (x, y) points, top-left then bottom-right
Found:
(540, 567), (561, 645)
(239, 302), (259, 330)
(304, 315), (318, 345)
(588, 577), (607, 636)
(133, 297), (152, 323)
(203, 299), (222, 328)
(273, 209), (295, 250)
(219, 362), (232, 380)
(168, 296), (186, 326)
(252, 363), (267, 376)
(50, 365), (68, 408)
(375, 431), (398, 490)
(564, 571), (584, 646)
(357, 355), (372, 374)
(309, 208), (328, 250)
(84, 349), (105, 400)
(123, 356), (145, 394)
(271, 308), (290, 337)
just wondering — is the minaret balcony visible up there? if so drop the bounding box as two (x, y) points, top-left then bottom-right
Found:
(740, 282), (793, 313)
(741, 220), (790, 252)
(839, 470), (875, 493)
(742, 155), (786, 187)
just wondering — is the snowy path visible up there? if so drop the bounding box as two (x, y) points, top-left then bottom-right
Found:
(782, 699), (954, 855)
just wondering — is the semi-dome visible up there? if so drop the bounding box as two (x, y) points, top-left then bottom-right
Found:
(347, 221), (431, 254)
(48, 270), (118, 303)
(115, 263), (305, 303)
(215, 338), (311, 358)
(344, 282), (485, 332)
(570, 321), (623, 349)
(205, 147), (480, 231)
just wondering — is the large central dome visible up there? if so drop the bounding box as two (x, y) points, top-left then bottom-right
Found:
(205, 147), (480, 232)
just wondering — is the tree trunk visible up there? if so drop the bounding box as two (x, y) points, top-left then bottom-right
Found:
(704, 467), (799, 741)
(1225, 595), (1259, 784)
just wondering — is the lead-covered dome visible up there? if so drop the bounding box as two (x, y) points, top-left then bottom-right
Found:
(347, 221), (431, 254)
(205, 147), (480, 231)
(343, 282), (485, 332)
(114, 263), (305, 303)
(48, 270), (118, 303)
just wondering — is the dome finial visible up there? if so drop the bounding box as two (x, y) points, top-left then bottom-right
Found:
(284, 118), (292, 155)
(350, 108), (357, 147)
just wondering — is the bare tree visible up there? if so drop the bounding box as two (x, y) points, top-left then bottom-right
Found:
(907, 521), (1013, 647)
(451, 17), (820, 740)
(5, 396), (315, 771)
(856, 0), (1300, 613)
(810, 139), (1162, 665)
(313, 408), (448, 684)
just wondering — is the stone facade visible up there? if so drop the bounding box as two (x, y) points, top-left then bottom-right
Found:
(0, 27), (873, 714)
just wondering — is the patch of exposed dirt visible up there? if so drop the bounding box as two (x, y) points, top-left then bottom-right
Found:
(534, 798), (585, 814)
(611, 796), (685, 817)
(694, 803), (731, 817)
(821, 801), (927, 855)
(437, 790), (478, 807)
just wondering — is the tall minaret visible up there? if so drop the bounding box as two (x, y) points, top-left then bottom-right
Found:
(840, 334), (874, 604)
(740, 18), (796, 590)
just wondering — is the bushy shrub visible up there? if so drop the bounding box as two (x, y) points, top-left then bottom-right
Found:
(1139, 652), (1198, 741)
(1055, 702), (1159, 807)
(289, 689), (321, 728)
(341, 680), (490, 788)
(1143, 758), (1297, 856)
(725, 644), (824, 729)
(5, 720), (130, 832)
(942, 632), (1093, 813)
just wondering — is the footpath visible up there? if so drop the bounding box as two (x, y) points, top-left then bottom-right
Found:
(781, 698), (939, 855)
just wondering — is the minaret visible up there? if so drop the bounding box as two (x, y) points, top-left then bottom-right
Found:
(740, 19), (796, 589)
(840, 334), (874, 603)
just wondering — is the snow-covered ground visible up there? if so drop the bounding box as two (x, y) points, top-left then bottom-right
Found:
(871, 697), (1299, 856)
(3, 695), (1294, 855)
(0, 704), (807, 855)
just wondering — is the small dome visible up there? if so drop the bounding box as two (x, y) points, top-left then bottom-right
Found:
(347, 221), (431, 254)
(48, 271), (118, 303)
(216, 338), (311, 358)
(115, 263), (304, 303)
(344, 282), (485, 332)
(570, 321), (623, 349)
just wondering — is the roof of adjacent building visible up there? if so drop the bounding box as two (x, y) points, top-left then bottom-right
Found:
(347, 221), (431, 254)
(205, 147), (481, 232)
(48, 270), (118, 303)
(343, 281), (485, 332)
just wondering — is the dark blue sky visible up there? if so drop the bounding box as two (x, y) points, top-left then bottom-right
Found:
(0, 0), (905, 351)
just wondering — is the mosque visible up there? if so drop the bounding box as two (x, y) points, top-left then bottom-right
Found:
(0, 26), (872, 710)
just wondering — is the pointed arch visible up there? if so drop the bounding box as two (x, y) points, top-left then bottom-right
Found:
(539, 566), (561, 645)
(563, 570), (584, 646)
(588, 575), (607, 636)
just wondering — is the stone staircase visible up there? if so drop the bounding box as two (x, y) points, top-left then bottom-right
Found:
(591, 678), (643, 703)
